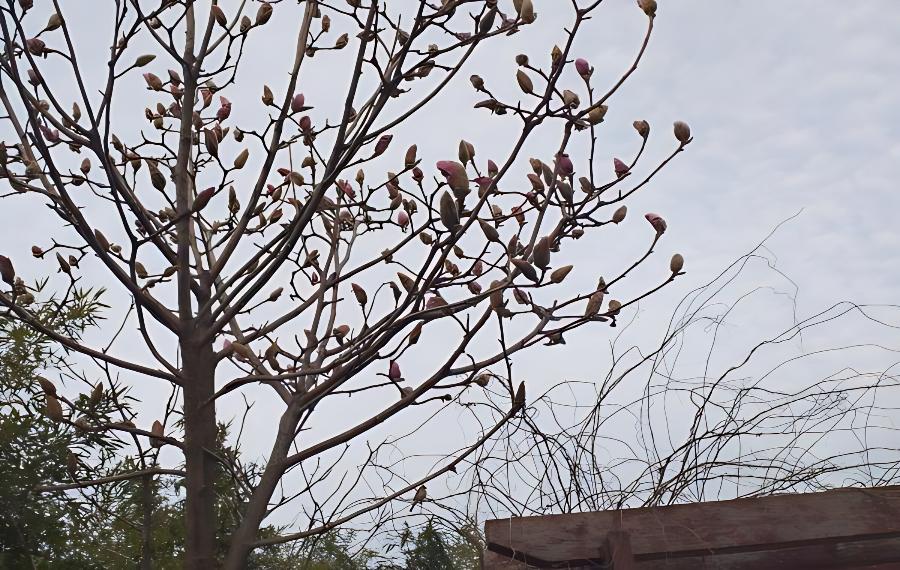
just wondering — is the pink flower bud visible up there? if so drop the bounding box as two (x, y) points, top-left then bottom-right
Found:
(411, 167), (424, 182)
(644, 212), (667, 234)
(222, 339), (233, 352)
(426, 295), (448, 309)
(0, 255), (15, 286)
(199, 88), (212, 108)
(336, 179), (355, 199)
(291, 93), (306, 113)
(487, 159), (499, 177)
(143, 72), (163, 91)
(193, 187), (216, 212)
(575, 58), (592, 78)
(397, 210), (410, 228)
(474, 176), (494, 198)
(556, 153), (574, 177)
(388, 359), (402, 381)
(26, 38), (45, 56)
(39, 125), (60, 143)
(436, 160), (470, 194)
(373, 134), (392, 156)
(299, 115), (312, 132)
(673, 120), (691, 143)
(613, 158), (629, 178)
(216, 96), (231, 122)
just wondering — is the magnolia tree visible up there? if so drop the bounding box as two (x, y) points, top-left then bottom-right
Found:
(0, 0), (690, 567)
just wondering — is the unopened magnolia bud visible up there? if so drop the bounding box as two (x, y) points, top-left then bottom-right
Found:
(474, 373), (491, 387)
(458, 140), (475, 163)
(56, 253), (71, 274)
(555, 153), (574, 177)
(211, 5), (227, 26)
(31, 246), (43, 257)
(436, 160), (469, 195)
(405, 144), (418, 168)
(143, 72), (163, 91)
(585, 290), (604, 316)
(551, 45), (563, 66)
(514, 381), (526, 407)
(638, 0), (657, 17)
(608, 299), (622, 315)
(291, 93), (306, 113)
(371, 134), (392, 156)
(516, 70), (534, 94)
(335, 33), (349, 49)
(478, 219), (499, 242)
(388, 359), (402, 381)
(518, 0), (534, 23)
(256, 1), (273, 25)
(512, 258), (538, 282)
(562, 90), (580, 108)
(240, 15), (252, 33)
(397, 272), (415, 293)
(351, 283), (368, 305)
(612, 205), (627, 224)
(645, 212), (667, 235)
(333, 324), (351, 339)
(268, 287), (283, 302)
(26, 37), (45, 56)
(0, 255), (14, 286)
(234, 148), (249, 169)
(613, 158), (629, 178)
(94, 229), (110, 252)
(262, 85), (274, 105)
(515, 53), (529, 66)
(533, 236), (551, 269)
(633, 120), (650, 139)
(439, 191), (460, 231)
(673, 120), (691, 143)
(470, 75), (484, 90)
(135, 54), (155, 67)
(575, 58), (592, 78)
(670, 253), (684, 273)
(45, 12), (63, 30)
(588, 105), (608, 125)
(550, 265), (573, 283)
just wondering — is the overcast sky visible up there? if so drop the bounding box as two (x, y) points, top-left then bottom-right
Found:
(3, 0), (900, 534)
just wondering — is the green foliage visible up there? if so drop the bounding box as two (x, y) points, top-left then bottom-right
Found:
(403, 521), (454, 570)
(0, 287), (109, 568)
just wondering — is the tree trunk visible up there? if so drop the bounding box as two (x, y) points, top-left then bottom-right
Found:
(223, 400), (302, 569)
(182, 334), (218, 569)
